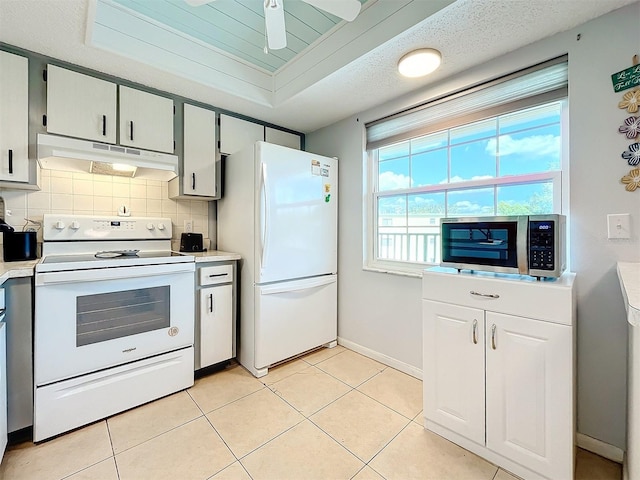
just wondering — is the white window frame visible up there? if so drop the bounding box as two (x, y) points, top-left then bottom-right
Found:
(364, 61), (569, 276)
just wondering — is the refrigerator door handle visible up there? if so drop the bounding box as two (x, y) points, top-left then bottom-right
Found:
(260, 162), (270, 271)
(260, 275), (336, 295)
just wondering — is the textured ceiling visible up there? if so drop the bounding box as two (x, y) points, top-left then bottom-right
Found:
(0, 0), (638, 133)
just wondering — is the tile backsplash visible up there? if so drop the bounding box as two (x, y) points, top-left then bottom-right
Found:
(0, 169), (210, 246)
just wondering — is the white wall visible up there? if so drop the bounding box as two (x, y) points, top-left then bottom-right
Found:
(306, 2), (640, 450)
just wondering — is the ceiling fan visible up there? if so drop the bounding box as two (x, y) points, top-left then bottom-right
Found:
(185, 0), (362, 50)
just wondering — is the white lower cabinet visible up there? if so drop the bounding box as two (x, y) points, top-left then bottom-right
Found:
(199, 284), (233, 367)
(195, 262), (236, 369)
(423, 269), (575, 480)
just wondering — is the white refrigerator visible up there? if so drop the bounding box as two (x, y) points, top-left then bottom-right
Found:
(217, 141), (337, 378)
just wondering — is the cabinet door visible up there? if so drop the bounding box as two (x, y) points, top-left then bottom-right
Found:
(485, 312), (573, 480)
(199, 284), (233, 368)
(46, 65), (117, 143)
(423, 300), (486, 445)
(119, 86), (174, 153)
(219, 114), (264, 155)
(183, 104), (216, 197)
(0, 321), (6, 461)
(265, 127), (301, 150)
(0, 52), (29, 182)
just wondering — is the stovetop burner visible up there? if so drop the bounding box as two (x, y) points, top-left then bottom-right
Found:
(94, 249), (140, 258)
(36, 250), (193, 273)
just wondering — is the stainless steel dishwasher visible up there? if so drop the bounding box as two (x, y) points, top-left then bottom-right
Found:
(1, 287), (7, 459)
(5, 277), (33, 434)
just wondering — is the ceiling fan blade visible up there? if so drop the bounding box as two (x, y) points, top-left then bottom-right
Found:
(264, 0), (287, 50)
(184, 0), (215, 6)
(302, 0), (361, 21)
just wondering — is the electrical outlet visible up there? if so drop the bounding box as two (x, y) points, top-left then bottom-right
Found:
(184, 219), (193, 233)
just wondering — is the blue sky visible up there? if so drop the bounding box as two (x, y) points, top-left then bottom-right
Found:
(377, 102), (562, 216)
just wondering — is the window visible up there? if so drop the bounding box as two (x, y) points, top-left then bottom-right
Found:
(366, 58), (568, 274)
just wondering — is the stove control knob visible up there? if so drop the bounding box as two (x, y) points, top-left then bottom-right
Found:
(55, 220), (65, 230)
(70, 221), (80, 230)
(146, 223), (155, 231)
(157, 223), (166, 231)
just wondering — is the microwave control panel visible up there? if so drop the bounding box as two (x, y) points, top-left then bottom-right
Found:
(529, 220), (555, 271)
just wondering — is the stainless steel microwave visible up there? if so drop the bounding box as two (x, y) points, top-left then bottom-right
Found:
(440, 214), (566, 278)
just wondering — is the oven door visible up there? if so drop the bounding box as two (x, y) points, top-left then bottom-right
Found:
(34, 262), (195, 386)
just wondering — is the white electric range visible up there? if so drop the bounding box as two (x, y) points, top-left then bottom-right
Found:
(33, 214), (195, 442)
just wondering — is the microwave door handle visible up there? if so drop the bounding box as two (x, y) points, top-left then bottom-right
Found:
(517, 216), (529, 274)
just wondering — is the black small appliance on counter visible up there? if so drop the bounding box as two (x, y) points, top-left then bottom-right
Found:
(180, 232), (206, 252)
(2, 229), (38, 262)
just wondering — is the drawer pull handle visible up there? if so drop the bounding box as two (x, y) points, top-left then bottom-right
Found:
(472, 319), (478, 345)
(208, 273), (228, 278)
(491, 324), (497, 350)
(470, 290), (500, 299)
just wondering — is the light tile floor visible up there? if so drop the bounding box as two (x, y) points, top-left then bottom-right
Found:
(0, 346), (623, 480)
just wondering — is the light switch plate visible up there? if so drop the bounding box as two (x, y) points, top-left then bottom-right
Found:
(184, 219), (193, 233)
(607, 213), (631, 239)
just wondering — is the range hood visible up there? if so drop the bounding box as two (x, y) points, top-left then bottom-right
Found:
(37, 134), (178, 181)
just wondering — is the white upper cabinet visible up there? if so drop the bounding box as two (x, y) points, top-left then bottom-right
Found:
(118, 86), (174, 153)
(182, 104), (216, 198)
(265, 127), (301, 150)
(46, 65), (117, 144)
(0, 51), (29, 183)
(219, 114), (264, 155)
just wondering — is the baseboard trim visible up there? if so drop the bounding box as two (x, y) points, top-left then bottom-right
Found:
(337, 337), (422, 380)
(576, 433), (624, 463)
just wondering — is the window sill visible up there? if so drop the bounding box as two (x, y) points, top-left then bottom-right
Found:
(362, 265), (424, 279)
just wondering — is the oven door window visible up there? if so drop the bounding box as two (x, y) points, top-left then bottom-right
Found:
(76, 286), (170, 347)
(441, 221), (518, 267)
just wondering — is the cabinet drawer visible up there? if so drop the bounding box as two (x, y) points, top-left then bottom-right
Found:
(422, 268), (575, 326)
(199, 264), (233, 286)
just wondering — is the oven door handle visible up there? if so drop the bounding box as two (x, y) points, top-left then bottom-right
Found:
(35, 263), (195, 286)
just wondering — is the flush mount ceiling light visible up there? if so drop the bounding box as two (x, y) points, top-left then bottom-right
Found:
(398, 48), (442, 78)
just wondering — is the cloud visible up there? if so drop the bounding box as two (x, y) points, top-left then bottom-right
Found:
(379, 171), (410, 190)
(486, 134), (560, 157)
(452, 201), (494, 214)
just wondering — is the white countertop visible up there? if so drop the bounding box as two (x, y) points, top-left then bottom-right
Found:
(617, 262), (640, 326)
(0, 259), (38, 284)
(0, 250), (241, 285)
(191, 250), (241, 262)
